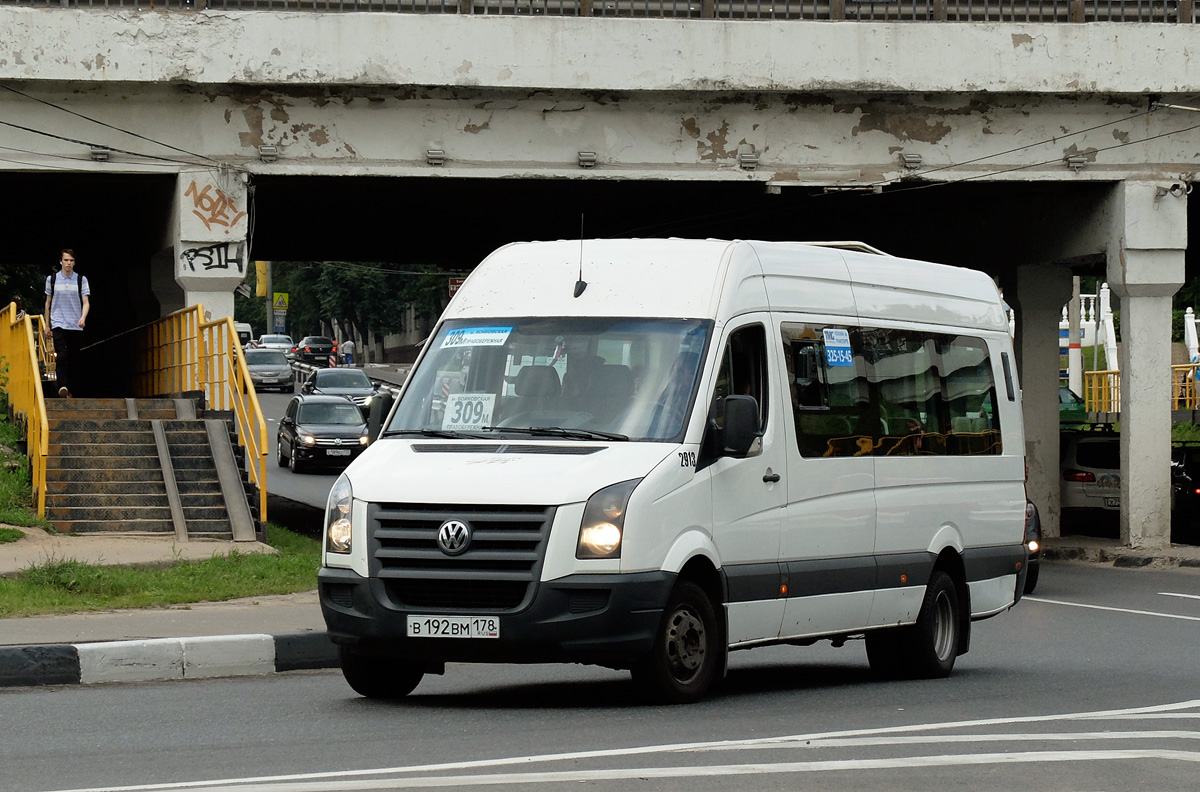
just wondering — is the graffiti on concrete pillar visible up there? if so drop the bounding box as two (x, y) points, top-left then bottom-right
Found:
(180, 241), (245, 274)
(184, 180), (247, 232)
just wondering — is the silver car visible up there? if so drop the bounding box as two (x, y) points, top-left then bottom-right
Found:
(257, 333), (296, 362)
(1060, 429), (1119, 531)
(244, 348), (295, 393)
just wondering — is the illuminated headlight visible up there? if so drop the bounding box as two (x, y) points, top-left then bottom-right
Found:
(302, 434), (316, 446)
(325, 474), (353, 554)
(1027, 539), (1040, 554)
(358, 435), (369, 445)
(576, 479), (640, 559)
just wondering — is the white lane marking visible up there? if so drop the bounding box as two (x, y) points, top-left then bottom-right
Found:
(70, 750), (1200, 792)
(1025, 596), (1200, 622)
(726, 730), (1200, 751)
(48, 699), (1200, 792)
(1160, 592), (1200, 601)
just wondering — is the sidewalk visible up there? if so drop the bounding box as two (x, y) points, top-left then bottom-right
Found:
(0, 526), (335, 688)
(2, 529), (1198, 689)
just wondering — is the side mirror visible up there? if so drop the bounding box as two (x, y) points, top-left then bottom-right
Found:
(722, 395), (763, 458)
(367, 392), (395, 442)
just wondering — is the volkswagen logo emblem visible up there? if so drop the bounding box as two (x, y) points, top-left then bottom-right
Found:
(437, 520), (472, 556)
(334, 438), (343, 446)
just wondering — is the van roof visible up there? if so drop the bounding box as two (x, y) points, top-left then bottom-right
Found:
(444, 239), (1007, 333)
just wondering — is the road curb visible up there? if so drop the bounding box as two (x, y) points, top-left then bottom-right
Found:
(0, 631), (338, 689)
(1042, 544), (1200, 569)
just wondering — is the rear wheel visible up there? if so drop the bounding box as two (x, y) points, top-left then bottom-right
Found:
(631, 580), (724, 704)
(867, 570), (960, 679)
(338, 646), (424, 699)
(276, 439), (288, 468)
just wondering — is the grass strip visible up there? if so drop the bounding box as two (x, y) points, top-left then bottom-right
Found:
(0, 523), (320, 618)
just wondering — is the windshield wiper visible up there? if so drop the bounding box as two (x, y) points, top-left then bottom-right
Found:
(482, 426), (629, 442)
(380, 428), (491, 439)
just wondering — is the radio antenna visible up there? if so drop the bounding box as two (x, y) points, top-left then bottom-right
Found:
(574, 214), (588, 298)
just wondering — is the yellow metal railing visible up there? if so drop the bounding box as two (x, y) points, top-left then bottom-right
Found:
(1, 302), (49, 515)
(1172, 363), (1200, 410)
(133, 305), (269, 524)
(1083, 369), (1121, 413)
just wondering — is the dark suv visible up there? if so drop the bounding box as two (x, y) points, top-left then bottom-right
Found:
(295, 336), (337, 366)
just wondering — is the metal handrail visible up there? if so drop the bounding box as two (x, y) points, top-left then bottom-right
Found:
(1, 302), (49, 516)
(133, 305), (269, 525)
(1, 0), (1194, 21)
(1083, 368), (1120, 413)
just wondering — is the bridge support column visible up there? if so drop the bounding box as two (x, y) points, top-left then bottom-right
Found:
(171, 172), (250, 321)
(1107, 180), (1186, 549)
(1012, 265), (1073, 539)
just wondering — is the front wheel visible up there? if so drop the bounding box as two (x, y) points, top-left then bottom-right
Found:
(866, 570), (960, 680)
(338, 647), (424, 699)
(631, 580), (724, 704)
(288, 449), (305, 474)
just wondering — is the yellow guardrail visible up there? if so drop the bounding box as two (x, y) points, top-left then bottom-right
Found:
(132, 305), (269, 524)
(1172, 363), (1200, 410)
(1083, 369), (1121, 413)
(1, 302), (49, 515)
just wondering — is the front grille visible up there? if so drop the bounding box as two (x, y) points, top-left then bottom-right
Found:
(313, 437), (360, 447)
(369, 503), (554, 611)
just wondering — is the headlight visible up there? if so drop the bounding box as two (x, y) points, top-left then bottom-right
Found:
(576, 479), (640, 559)
(358, 435), (369, 445)
(1027, 539), (1040, 554)
(325, 474), (353, 554)
(302, 434), (316, 446)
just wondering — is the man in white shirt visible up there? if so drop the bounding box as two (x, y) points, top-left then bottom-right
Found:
(43, 249), (91, 398)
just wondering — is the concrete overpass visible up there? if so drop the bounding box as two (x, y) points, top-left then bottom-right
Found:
(3, 5), (1199, 548)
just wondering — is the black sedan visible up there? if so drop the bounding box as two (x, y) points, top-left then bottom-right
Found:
(277, 394), (368, 474)
(244, 348), (294, 393)
(294, 335), (338, 366)
(300, 367), (378, 413)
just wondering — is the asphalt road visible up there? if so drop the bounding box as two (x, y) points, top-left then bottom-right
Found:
(4, 562), (1200, 792)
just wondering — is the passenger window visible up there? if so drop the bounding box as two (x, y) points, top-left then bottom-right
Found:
(783, 324), (1002, 458)
(782, 324), (871, 458)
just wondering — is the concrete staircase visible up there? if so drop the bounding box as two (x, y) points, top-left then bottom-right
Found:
(43, 398), (258, 541)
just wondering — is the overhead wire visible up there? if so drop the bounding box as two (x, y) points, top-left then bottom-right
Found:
(0, 82), (236, 169)
(0, 118), (216, 168)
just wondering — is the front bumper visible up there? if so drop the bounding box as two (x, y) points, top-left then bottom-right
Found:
(319, 567), (675, 668)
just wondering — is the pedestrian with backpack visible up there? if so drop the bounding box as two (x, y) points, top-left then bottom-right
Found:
(43, 249), (90, 398)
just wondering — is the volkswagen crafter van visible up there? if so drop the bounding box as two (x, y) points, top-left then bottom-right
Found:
(319, 239), (1029, 703)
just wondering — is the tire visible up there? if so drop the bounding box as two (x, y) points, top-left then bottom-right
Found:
(338, 646), (424, 699)
(288, 449), (305, 474)
(1023, 562), (1040, 595)
(285, 384), (295, 394)
(631, 580), (724, 704)
(276, 440), (288, 468)
(867, 570), (960, 680)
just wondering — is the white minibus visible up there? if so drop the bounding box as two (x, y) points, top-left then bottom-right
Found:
(319, 239), (1029, 703)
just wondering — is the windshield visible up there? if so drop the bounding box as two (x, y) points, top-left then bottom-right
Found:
(246, 350), (288, 366)
(314, 370), (372, 388)
(387, 317), (711, 441)
(298, 402), (365, 426)
(261, 335), (292, 345)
